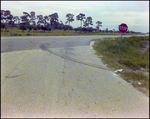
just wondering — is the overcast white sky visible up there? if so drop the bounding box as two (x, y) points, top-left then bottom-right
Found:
(1, 1), (149, 33)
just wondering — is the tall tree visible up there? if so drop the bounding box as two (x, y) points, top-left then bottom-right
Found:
(43, 15), (50, 32)
(65, 13), (74, 26)
(30, 11), (36, 26)
(2, 10), (13, 30)
(96, 21), (102, 32)
(36, 15), (50, 32)
(76, 13), (86, 28)
(20, 12), (31, 30)
(37, 15), (44, 25)
(36, 15), (44, 31)
(43, 15), (50, 29)
(83, 16), (93, 28)
(56, 20), (64, 30)
(49, 13), (59, 30)
(1, 10), (5, 23)
(20, 12), (31, 23)
(8, 14), (14, 28)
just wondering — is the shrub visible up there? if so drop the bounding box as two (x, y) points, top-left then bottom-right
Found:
(14, 33), (18, 36)
(33, 27), (37, 31)
(1, 23), (5, 29)
(93, 36), (149, 71)
(74, 28), (78, 33)
(122, 36), (149, 48)
(19, 25), (26, 32)
(26, 33), (31, 36)
(118, 58), (140, 70)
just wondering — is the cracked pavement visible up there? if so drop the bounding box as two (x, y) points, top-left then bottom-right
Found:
(1, 35), (149, 118)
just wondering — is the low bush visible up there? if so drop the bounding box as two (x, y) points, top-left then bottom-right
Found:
(26, 33), (31, 36)
(118, 58), (141, 70)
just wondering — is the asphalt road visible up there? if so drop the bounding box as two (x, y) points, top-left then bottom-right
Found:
(1, 35), (149, 118)
(1, 35), (146, 53)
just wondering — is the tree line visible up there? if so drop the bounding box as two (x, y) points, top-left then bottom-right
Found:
(1, 10), (103, 33)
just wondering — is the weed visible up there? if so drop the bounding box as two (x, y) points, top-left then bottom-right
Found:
(26, 33), (31, 36)
(118, 58), (141, 70)
(1, 28), (141, 36)
(93, 36), (149, 96)
(121, 72), (149, 89)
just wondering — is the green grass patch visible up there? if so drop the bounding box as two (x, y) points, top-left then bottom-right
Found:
(93, 36), (149, 95)
(93, 36), (149, 70)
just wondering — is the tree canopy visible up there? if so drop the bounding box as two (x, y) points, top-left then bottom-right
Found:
(65, 13), (74, 26)
(1, 10), (104, 32)
(76, 13), (86, 28)
(83, 16), (93, 28)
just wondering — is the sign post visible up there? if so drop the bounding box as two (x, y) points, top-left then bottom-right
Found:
(119, 33), (123, 47)
(118, 23), (128, 47)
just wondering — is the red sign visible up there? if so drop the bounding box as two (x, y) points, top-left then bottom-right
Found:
(119, 23), (128, 33)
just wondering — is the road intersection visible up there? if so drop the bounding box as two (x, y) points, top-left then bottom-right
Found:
(1, 35), (149, 118)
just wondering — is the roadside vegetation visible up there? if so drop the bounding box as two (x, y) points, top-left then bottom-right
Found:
(1, 27), (139, 36)
(93, 36), (149, 96)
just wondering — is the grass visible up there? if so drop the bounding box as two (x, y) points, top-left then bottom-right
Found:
(122, 72), (149, 88)
(1, 28), (140, 36)
(93, 36), (149, 96)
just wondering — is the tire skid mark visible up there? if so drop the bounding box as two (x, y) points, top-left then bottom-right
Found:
(40, 43), (112, 71)
(1, 53), (30, 86)
(5, 73), (26, 79)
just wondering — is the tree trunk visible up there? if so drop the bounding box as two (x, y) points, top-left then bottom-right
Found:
(96, 27), (99, 32)
(68, 21), (70, 31)
(5, 23), (8, 31)
(80, 21), (82, 33)
(80, 21), (82, 28)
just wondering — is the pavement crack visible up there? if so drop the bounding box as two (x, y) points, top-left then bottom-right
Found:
(5, 73), (26, 79)
(1, 53), (30, 86)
